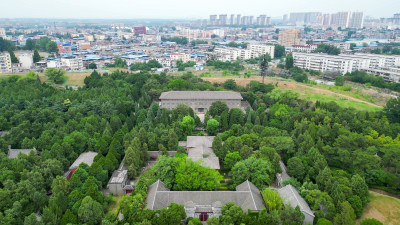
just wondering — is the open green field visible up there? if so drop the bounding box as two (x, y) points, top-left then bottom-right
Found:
(202, 76), (385, 112)
(357, 191), (400, 225)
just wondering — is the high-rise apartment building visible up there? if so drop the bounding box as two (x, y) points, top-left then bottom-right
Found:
(230, 14), (235, 25)
(249, 16), (254, 25)
(349, 12), (364, 28)
(289, 12), (306, 25)
(236, 14), (241, 25)
(0, 52), (12, 74)
(257, 15), (267, 26)
(219, 14), (228, 25)
(278, 29), (301, 47)
(210, 15), (217, 25)
(323, 14), (331, 26)
(335, 11), (351, 28)
(283, 14), (288, 25)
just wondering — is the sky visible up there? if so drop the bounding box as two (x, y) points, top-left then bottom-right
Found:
(1, 0), (399, 19)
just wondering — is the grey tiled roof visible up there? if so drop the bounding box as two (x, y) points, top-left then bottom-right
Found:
(278, 184), (314, 217)
(7, 147), (37, 159)
(145, 180), (265, 211)
(109, 170), (128, 184)
(187, 136), (214, 148)
(159, 91), (243, 100)
(186, 136), (220, 170)
(69, 151), (98, 170)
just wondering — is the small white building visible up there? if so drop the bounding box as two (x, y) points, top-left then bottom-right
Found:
(18, 53), (33, 69)
(61, 57), (84, 70)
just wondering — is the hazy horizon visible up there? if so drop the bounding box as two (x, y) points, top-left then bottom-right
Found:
(1, 0), (399, 20)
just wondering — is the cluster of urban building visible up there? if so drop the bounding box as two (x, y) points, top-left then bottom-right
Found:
(209, 14), (271, 26)
(0, 12), (399, 82)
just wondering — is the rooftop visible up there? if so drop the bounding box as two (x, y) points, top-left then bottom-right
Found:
(186, 136), (220, 170)
(69, 151), (98, 170)
(146, 180), (265, 211)
(109, 170), (128, 184)
(7, 145), (37, 159)
(277, 184), (314, 217)
(159, 91), (243, 100)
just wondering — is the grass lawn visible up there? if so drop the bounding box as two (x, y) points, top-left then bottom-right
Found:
(357, 191), (400, 225)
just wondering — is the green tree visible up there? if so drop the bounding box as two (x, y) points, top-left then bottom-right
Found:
(220, 202), (244, 225)
(206, 119), (220, 136)
(33, 49), (41, 63)
(88, 62), (97, 69)
(157, 203), (186, 225)
(384, 97), (400, 123)
(212, 136), (225, 159)
(231, 157), (273, 189)
(46, 41), (58, 53)
(280, 205), (305, 225)
(78, 196), (104, 225)
(209, 101), (229, 118)
(334, 201), (356, 225)
(287, 157), (306, 181)
(181, 116), (195, 136)
(261, 188), (283, 212)
(260, 54), (268, 83)
(360, 218), (383, 225)
(60, 209), (78, 225)
(285, 54), (294, 69)
(350, 174), (369, 206)
(316, 218), (333, 225)
(224, 151), (242, 169)
(274, 44), (286, 58)
(8, 48), (19, 63)
(335, 76), (345, 86)
(44, 68), (66, 84)
(24, 213), (40, 225)
(24, 38), (37, 50)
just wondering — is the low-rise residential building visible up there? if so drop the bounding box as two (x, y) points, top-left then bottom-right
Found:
(170, 53), (191, 62)
(145, 180), (265, 221)
(293, 52), (400, 81)
(61, 56), (84, 70)
(159, 91), (243, 113)
(0, 52), (12, 73)
(214, 44), (274, 61)
(290, 44), (318, 53)
(247, 44), (275, 58)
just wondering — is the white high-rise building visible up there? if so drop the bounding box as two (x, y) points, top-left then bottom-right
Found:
(349, 12), (364, 28)
(230, 14), (235, 25)
(335, 11), (351, 28)
(236, 14), (241, 25)
(219, 14), (228, 25)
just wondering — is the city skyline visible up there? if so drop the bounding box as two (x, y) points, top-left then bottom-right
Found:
(1, 0), (399, 19)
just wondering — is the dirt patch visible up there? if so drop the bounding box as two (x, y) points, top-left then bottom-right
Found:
(357, 191), (400, 225)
